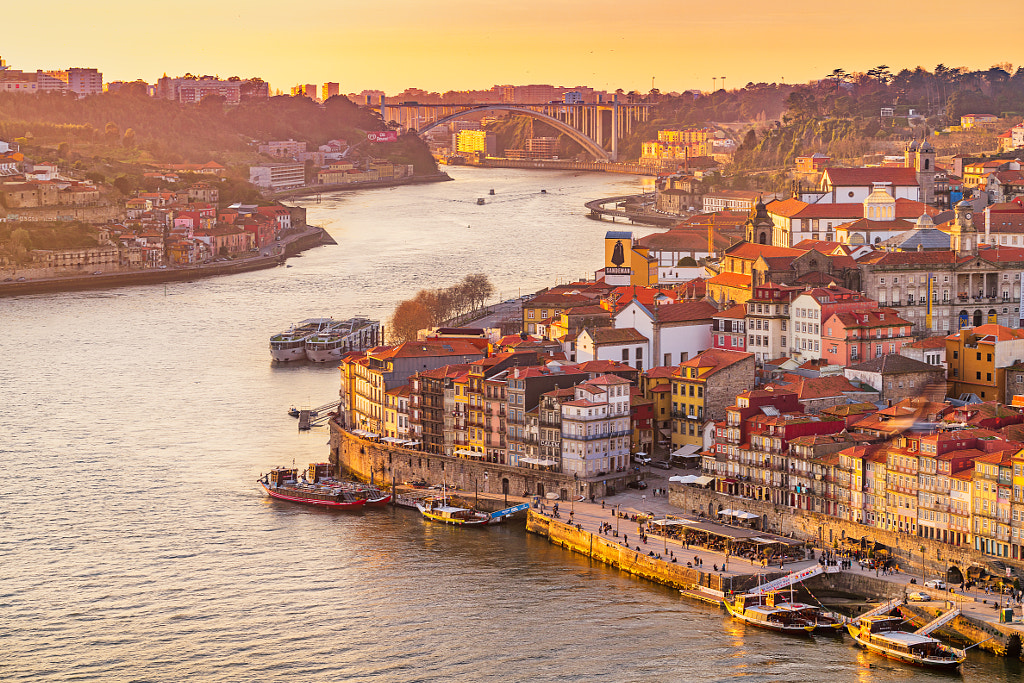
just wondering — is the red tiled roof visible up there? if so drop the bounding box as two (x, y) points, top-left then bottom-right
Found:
(822, 167), (919, 187)
(585, 327), (648, 344)
(723, 242), (802, 259)
(706, 272), (751, 288)
(714, 303), (748, 319)
(652, 300), (719, 323)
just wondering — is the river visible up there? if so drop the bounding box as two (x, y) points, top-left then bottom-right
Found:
(1, 166), (1018, 681)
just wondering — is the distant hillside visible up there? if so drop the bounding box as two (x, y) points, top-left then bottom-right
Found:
(0, 91), (439, 174)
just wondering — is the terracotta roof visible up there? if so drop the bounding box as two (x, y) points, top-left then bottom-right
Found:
(636, 229), (733, 251)
(906, 336), (947, 349)
(847, 354), (944, 375)
(675, 348), (753, 379)
(585, 327), (648, 345)
(706, 272), (751, 288)
(723, 242), (802, 259)
(821, 167), (919, 187)
(948, 323), (1024, 342)
(772, 374), (862, 400)
(372, 339), (485, 360)
(651, 300), (718, 323)
(828, 308), (910, 329)
(714, 303), (748, 319)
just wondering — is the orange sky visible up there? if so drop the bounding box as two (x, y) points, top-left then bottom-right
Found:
(4, 1), (1020, 95)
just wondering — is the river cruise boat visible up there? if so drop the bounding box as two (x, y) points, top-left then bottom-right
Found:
(270, 318), (336, 362)
(723, 593), (815, 634)
(847, 615), (966, 669)
(773, 600), (846, 634)
(304, 317), (380, 363)
(259, 467), (366, 509)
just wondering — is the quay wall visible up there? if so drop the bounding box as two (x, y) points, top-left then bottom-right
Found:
(330, 422), (584, 499)
(900, 603), (1022, 658)
(670, 485), (1022, 577)
(526, 510), (787, 595)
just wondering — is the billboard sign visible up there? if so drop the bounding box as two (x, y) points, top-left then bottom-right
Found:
(367, 131), (398, 143)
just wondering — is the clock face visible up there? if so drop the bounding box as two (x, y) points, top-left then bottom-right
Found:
(965, 212), (973, 221)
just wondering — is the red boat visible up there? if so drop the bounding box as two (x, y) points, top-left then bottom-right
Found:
(306, 463), (393, 506)
(259, 467), (367, 509)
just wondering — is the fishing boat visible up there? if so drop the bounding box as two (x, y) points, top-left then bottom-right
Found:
(416, 485), (491, 526)
(847, 615), (966, 669)
(258, 467), (366, 509)
(722, 592), (815, 634)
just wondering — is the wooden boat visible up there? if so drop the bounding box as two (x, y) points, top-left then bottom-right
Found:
(847, 615), (966, 669)
(723, 593), (815, 634)
(773, 600), (846, 634)
(259, 467), (366, 509)
(305, 462), (392, 507)
(416, 485), (491, 526)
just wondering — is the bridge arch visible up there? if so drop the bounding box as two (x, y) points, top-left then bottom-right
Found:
(416, 104), (610, 162)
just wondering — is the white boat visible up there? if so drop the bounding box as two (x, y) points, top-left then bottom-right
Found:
(415, 484), (491, 526)
(270, 318), (336, 361)
(847, 615), (966, 669)
(304, 317), (380, 362)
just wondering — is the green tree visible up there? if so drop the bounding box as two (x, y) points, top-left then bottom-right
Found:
(122, 128), (137, 149)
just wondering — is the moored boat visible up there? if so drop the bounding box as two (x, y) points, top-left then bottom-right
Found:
(270, 318), (335, 362)
(259, 467), (367, 509)
(304, 317), (380, 363)
(415, 485), (491, 525)
(723, 592), (815, 634)
(847, 615), (966, 669)
(774, 600), (847, 634)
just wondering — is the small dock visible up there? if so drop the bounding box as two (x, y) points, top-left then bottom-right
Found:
(298, 410), (311, 430)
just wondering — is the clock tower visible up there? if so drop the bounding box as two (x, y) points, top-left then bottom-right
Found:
(950, 199), (977, 258)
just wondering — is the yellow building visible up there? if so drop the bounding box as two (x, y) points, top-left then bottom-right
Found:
(603, 231), (657, 287)
(670, 349), (754, 450)
(973, 451), (1013, 558)
(640, 128), (713, 161)
(945, 324), (1024, 401)
(1012, 451), (1024, 560)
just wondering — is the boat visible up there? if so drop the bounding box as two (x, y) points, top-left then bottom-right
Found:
(269, 318), (336, 362)
(847, 615), (966, 669)
(773, 600), (846, 634)
(722, 592), (815, 634)
(258, 467), (367, 509)
(304, 317), (380, 363)
(415, 485), (491, 526)
(305, 462), (392, 507)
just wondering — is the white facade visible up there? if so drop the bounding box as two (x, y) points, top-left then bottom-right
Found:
(574, 330), (648, 370)
(249, 164), (305, 191)
(789, 293), (824, 361)
(559, 376), (632, 478)
(613, 301), (713, 369)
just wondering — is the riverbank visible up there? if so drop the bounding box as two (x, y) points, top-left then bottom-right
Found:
(269, 172), (452, 200)
(0, 225), (333, 298)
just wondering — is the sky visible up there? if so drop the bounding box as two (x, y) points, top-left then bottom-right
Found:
(3, 1), (1020, 95)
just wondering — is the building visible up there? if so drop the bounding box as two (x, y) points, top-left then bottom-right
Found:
(821, 308), (913, 366)
(843, 355), (946, 404)
(560, 375), (633, 482)
(455, 130), (496, 156)
(157, 75), (268, 105)
(249, 163), (305, 191)
(790, 286), (878, 362)
(702, 190), (761, 213)
(612, 299), (717, 368)
(745, 283), (803, 363)
(946, 324), (1024, 401)
(574, 327), (649, 370)
(322, 82), (340, 100)
(670, 349), (755, 450)
(258, 140), (308, 158)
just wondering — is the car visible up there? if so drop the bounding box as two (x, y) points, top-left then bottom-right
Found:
(16, 277), (26, 281)
(2, 277), (12, 282)
(924, 579), (946, 590)
(907, 591), (931, 602)
(652, 461), (673, 470)
(633, 456), (652, 465)
(92, 271), (103, 275)
(626, 480), (648, 490)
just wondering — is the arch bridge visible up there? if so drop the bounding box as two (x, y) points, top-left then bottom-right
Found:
(383, 102), (651, 162)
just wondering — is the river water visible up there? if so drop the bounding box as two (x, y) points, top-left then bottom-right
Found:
(1, 166), (1018, 681)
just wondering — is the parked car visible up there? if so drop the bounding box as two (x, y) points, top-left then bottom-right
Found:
(626, 480), (648, 490)
(633, 456), (652, 465)
(16, 276), (26, 281)
(907, 591), (931, 602)
(924, 579), (946, 590)
(653, 461), (673, 470)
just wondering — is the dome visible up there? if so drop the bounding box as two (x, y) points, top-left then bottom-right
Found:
(916, 213), (934, 228)
(957, 199), (973, 210)
(919, 140), (934, 152)
(907, 139), (919, 152)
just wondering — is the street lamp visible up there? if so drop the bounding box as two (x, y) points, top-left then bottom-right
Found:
(616, 504), (620, 536)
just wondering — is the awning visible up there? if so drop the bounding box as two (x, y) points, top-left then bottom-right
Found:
(519, 457), (541, 465)
(403, 441), (421, 446)
(718, 509), (735, 516)
(671, 444), (701, 457)
(453, 449), (475, 457)
(692, 475), (715, 486)
(467, 452), (486, 458)
(735, 511), (760, 520)
(537, 458), (558, 466)
(659, 429), (672, 436)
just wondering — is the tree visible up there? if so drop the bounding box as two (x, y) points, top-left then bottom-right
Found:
(828, 68), (849, 93)
(388, 299), (432, 343)
(122, 128), (136, 149)
(461, 273), (494, 309)
(104, 121), (119, 142)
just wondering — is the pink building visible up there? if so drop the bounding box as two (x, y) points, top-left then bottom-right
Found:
(711, 304), (748, 353)
(821, 307), (913, 366)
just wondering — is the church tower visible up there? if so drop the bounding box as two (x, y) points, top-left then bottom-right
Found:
(744, 196), (774, 246)
(906, 136), (936, 205)
(950, 199), (977, 258)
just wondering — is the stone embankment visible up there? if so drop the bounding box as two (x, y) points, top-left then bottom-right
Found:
(269, 173), (451, 200)
(0, 226), (332, 297)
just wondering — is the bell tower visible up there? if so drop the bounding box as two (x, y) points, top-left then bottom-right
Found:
(916, 138), (936, 205)
(744, 196), (774, 246)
